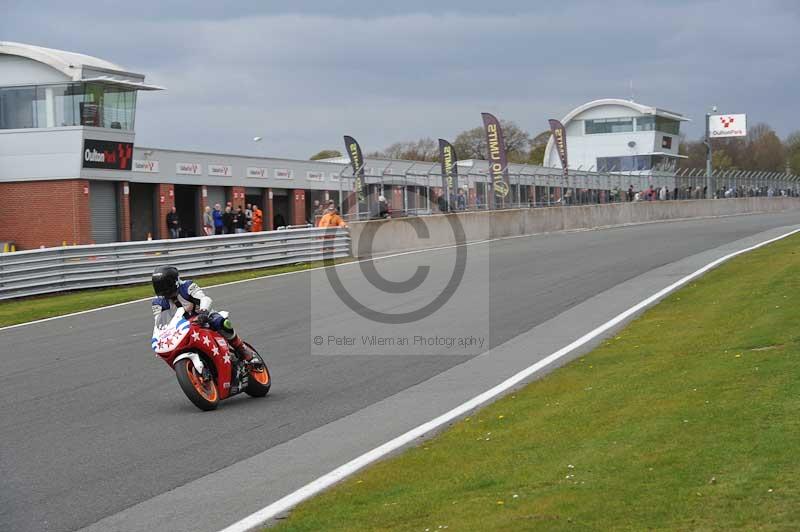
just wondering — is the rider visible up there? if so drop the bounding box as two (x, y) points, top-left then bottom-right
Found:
(151, 265), (257, 363)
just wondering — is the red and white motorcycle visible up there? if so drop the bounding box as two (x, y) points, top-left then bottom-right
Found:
(151, 309), (271, 411)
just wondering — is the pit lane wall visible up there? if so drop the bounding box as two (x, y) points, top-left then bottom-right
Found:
(349, 198), (800, 257)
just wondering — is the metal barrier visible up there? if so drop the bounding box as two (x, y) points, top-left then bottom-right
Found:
(0, 227), (350, 301)
(334, 165), (800, 218)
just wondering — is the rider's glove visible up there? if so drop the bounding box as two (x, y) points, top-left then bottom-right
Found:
(195, 310), (210, 326)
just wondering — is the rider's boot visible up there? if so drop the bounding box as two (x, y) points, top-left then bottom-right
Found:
(227, 334), (261, 367)
(220, 317), (262, 368)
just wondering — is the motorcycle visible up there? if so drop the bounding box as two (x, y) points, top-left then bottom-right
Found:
(151, 308), (271, 411)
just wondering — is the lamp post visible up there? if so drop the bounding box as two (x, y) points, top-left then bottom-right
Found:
(704, 106), (716, 199)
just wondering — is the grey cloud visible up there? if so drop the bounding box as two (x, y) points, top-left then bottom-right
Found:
(2, 0), (798, 159)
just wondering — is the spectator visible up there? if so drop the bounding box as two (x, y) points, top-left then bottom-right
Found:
(318, 201), (347, 228)
(437, 193), (448, 213)
(627, 185), (634, 202)
(213, 203), (224, 235)
(659, 186), (667, 201)
(166, 206), (180, 239)
(274, 213), (286, 229)
(223, 206), (234, 234)
(378, 195), (390, 218)
(252, 205), (263, 232)
(244, 203), (253, 231)
(235, 206), (246, 233)
(308, 200), (321, 225)
(457, 189), (467, 210)
(202, 206), (214, 236)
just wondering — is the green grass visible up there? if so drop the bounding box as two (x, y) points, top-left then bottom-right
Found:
(272, 234), (800, 532)
(0, 259), (347, 328)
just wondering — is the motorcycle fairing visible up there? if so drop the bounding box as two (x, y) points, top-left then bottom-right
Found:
(152, 308), (191, 354)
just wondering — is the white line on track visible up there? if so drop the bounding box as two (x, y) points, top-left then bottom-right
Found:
(0, 210), (778, 333)
(218, 227), (800, 532)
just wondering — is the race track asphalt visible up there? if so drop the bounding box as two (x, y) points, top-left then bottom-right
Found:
(2, 211), (799, 532)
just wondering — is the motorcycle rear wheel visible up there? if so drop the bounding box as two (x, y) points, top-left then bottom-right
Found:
(175, 359), (219, 411)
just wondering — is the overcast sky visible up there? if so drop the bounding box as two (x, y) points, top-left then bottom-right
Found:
(3, 0), (799, 159)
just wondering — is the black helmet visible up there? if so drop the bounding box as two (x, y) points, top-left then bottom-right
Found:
(152, 265), (179, 297)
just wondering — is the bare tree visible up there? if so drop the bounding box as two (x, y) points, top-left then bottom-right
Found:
(377, 138), (439, 161)
(786, 131), (800, 175)
(528, 130), (551, 165)
(309, 149), (342, 160)
(745, 123), (785, 172)
(453, 120), (531, 163)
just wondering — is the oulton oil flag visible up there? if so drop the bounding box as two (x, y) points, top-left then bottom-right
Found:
(343, 135), (366, 213)
(438, 139), (458, 211)
(481, 113), (510, 207)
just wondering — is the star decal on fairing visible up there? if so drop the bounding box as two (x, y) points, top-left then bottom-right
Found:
(191, 331), (201, 342)
(202, 335), (211, 346)
(212, 345), (219, 356)
(222, 353), (231, 364)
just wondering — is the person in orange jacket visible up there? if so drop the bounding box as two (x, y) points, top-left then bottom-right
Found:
(317, 201), (347, 228)
(251, 205), (263, 232)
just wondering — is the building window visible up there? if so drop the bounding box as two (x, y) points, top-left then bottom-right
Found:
(0, 87), (36, 129)
(635, 116), (655, 131)
(597, 155), (652, 172)
(655, 116), (680, 135)
(585, 117), (634, 134)
(652, 155), (678, 172)
(635, 116), (681, 135)
(0, 82), (137, 130)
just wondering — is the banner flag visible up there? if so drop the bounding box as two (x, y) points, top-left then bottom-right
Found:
(481, 112), (510, 207)
(548, 119), (569, 178)
(343, 135), (366, 211)
(438, 139), (458, 211)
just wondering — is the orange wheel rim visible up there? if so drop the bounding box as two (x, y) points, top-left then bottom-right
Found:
(250, 367), (270, 385)
(187, 364), (218, 401)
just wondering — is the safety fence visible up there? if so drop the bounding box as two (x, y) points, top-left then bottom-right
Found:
(0, 226), (350, 301)
(335, 166), (800, 221)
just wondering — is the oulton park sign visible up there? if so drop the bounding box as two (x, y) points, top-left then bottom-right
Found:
(709, 114), (747, 138)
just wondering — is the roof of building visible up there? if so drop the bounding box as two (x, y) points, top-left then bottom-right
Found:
(560, 98), (689, 123)
(0, 41), (162, 89)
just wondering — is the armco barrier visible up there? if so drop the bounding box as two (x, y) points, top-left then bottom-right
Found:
(0, 227), (350, 300)
(349, 197), (800, 257)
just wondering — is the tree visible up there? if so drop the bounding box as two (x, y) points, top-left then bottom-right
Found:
(375, 138), (439, 162)
(786, 132), (800, 175)
(309, 149), (342, 160)
(452, 127), (487, 160)
(452, 120), (531, 163)
(679, 123), (786, 173)
(745, 123), (785, 172)
(712, 150), (734, 170)
(528, 130), (551, 165)
(680, 139), (707, 170)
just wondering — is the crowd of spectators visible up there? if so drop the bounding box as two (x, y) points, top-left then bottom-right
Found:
(164, 184), (798, 238)
(166, 201), (265, 239)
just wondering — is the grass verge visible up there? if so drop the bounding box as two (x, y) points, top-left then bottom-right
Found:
(0, 259), (349, 328)
(272, 234), (800, 531)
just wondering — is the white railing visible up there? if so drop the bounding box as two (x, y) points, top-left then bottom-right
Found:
(0, 227), (350, 300)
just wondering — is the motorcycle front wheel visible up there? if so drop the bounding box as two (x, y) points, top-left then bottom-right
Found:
(245, 355), (271, 398)
(175, 359), (219, 411)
